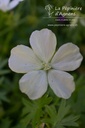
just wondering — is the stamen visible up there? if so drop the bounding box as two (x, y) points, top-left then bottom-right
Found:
(42, 63), (51, 71)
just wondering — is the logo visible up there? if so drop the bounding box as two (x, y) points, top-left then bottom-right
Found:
(45, 4), (54, 17)
(44, 4), (82, 27)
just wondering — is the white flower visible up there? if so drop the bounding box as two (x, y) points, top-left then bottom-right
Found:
(8, 29), (83, 100)
(0, 0), (23, 12)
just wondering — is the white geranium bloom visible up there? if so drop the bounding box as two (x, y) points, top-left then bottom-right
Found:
(8, 29), (83, 100)
(0, 0), (23, 12)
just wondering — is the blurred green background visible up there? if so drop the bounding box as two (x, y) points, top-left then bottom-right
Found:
(0, 0), (85, 128)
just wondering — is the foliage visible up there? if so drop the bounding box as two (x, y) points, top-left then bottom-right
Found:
(0, 0), (85, 128)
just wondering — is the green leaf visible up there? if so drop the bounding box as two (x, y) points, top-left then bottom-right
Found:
(43, 99), (79, 128)
(0, 70), (10, 75)
(0, 58), (10, 75)
(44, 105), (57, 124)
(20, 114), (32, 128)
(0, 59), (8, 69)
(0, 77), (4, 85)
(0, 118), (12, 128)
(55, 126), (65, 128)
(21, 95), (52, 127)
(0, 91), (9, 103)
(61, 115), (79, 127)
(56, 100), (70, 123)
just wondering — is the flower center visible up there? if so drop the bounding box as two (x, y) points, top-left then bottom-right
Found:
(42, 63), (51, 71)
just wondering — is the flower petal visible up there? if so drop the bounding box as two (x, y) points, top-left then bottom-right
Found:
(30, 29), (56, 63)
(0, 0), (9, 12)
(3, 0), (9, 5)
(51, 43), (83, 71)
(19, 70), (48, 100)
(8, 45), (42, 73)
(48, 69), (75, 99)
(7, 0), (20, 10)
